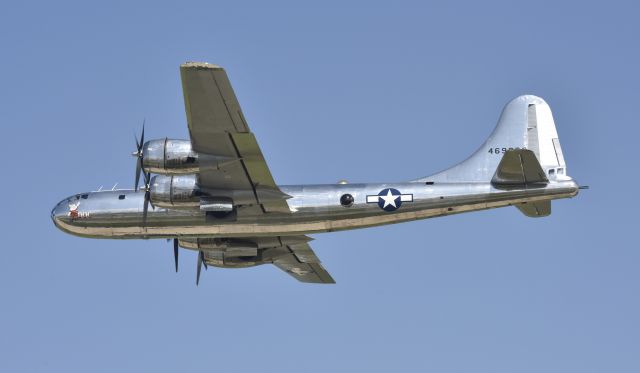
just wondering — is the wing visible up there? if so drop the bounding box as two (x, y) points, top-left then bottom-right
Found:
(271, 242), (335, 284)
(180, 62), (290, 213)
(197, 236), (335, 284)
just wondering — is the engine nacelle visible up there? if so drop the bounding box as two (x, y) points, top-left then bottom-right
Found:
(180, 238), (258, 256)
(179, 238), (261, 268)
(150, 174), (200, 208)
(143, 139), (198, 174)
(149, 174), (236, 211)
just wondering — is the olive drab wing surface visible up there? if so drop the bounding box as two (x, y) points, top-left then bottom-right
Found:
(180, 62), (291, 214)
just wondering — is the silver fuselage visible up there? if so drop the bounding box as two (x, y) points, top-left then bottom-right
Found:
(51, 180), (579, 239)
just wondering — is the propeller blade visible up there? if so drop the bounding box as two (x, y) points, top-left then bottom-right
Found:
(134, 157), (142, 191)
(142, 190), (150, 226)
(134, 133), (140, 151)
(133, 120), (145, 191)
(173, 238), (179, 272)
(140, 119), (145, 148)
(196, 251), (204, 286)
(142, 173), (151, 226)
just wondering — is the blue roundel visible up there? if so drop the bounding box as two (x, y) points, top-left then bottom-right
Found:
(377, 188), (402, 211)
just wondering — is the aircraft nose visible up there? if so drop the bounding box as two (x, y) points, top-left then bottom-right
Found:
(51, 200), (67, 227)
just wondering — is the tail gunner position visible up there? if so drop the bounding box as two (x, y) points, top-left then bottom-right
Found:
(51, 62), (581, 284)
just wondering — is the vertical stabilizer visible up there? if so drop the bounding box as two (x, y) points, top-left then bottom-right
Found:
(416, 95), (569, 182)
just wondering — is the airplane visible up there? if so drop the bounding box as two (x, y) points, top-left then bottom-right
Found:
(51, 62), (581, 285)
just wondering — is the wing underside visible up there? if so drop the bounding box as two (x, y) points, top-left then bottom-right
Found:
(194, 236), (335, 284)
(271, 243), (335, 284)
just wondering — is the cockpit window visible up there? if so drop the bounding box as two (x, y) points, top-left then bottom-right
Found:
(81, 194), (89, 199)
(118, 194), (126, 200)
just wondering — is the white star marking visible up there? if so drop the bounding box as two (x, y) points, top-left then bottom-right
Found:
(291, 267), (310, 276)
(379, 189), (400, 209)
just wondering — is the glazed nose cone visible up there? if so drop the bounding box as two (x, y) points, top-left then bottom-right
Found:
(51, 200), (68, 228)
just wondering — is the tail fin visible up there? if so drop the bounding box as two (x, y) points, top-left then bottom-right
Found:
(417, 95), (569, 183)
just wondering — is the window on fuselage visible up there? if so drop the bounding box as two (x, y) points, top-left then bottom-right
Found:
(118, 194), (126, 200)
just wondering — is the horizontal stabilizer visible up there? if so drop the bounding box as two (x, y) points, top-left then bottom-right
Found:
(516, 201), (551, 217)
(492, 149), (548, 187)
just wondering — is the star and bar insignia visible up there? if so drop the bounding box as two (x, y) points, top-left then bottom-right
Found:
(366, 188), (413, 211)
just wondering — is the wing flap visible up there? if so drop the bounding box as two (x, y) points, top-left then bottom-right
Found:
(288, 242), (322, 263)
(230, 133), (290, 213)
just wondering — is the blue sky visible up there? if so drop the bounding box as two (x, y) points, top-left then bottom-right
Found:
(1, 1), (638, 372)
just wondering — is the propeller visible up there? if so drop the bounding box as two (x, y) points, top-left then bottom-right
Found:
(133, 120), (145, 191)
(196, 251), (208, 286)
(197, 251), (204, 285)
(173, 238), (179, 272)
(142, 171), (153, 226)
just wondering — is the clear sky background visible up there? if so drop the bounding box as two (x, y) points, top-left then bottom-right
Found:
(1, 1), (638, 372)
